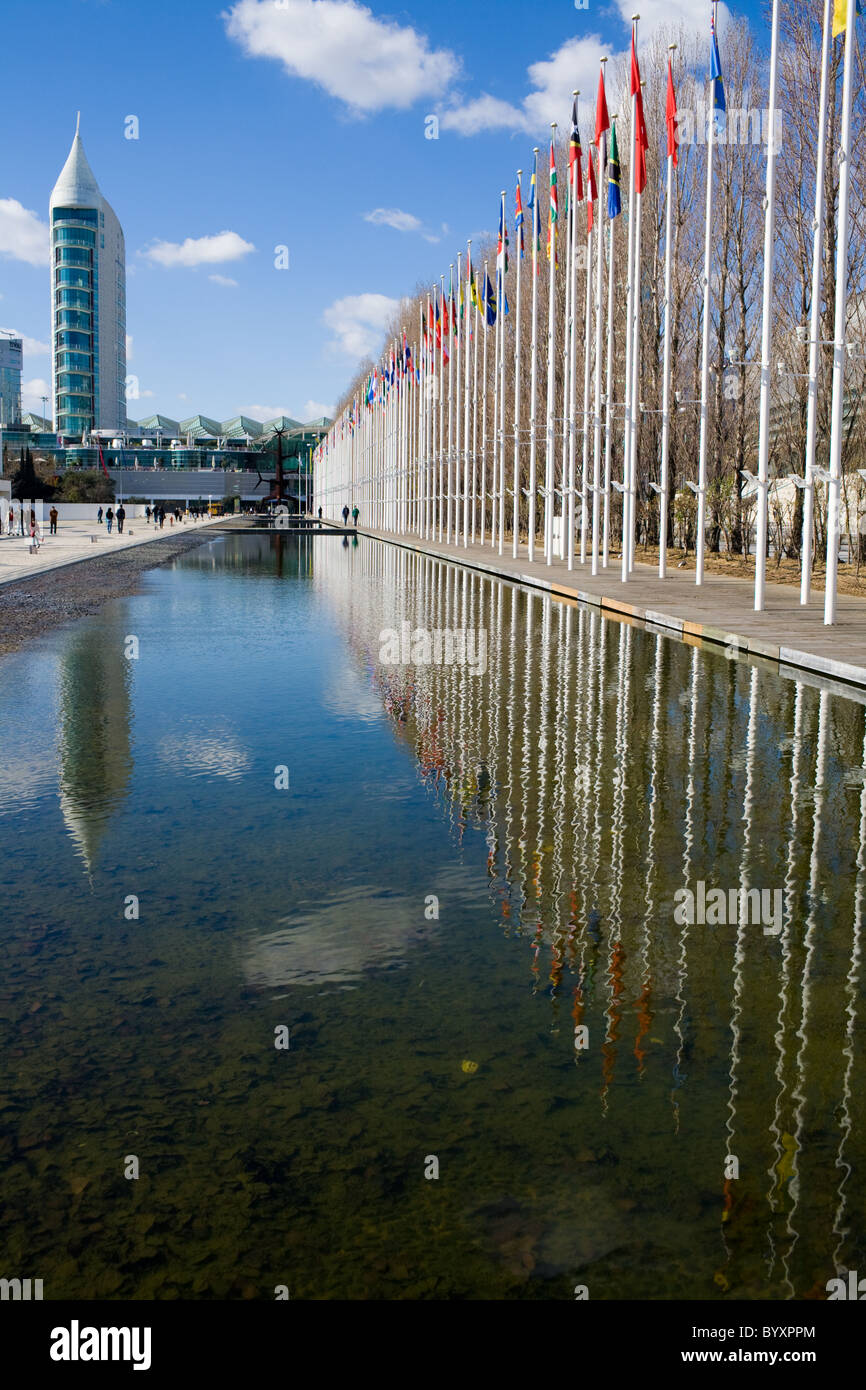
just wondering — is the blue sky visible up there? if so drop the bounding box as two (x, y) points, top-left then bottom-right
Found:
(0, 0), (764, 424)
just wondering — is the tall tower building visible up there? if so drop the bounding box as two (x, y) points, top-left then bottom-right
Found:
(0, 333), (23, 425)
(50, 115), (126, 438)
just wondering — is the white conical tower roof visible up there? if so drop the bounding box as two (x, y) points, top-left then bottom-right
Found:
(50, 113), (102, 210)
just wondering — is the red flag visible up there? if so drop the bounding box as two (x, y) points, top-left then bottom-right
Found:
(631, 34), (649, 195)
(95, 436), (110, 479)
(666, 55), (679, 166)
(568, 97), (584, 203)
(586, 148), (598, 233)
(594, 66), (610, 155)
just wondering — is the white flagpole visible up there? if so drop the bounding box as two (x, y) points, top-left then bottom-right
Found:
(438, 274), (445, 541)
(544, 124), (558, 566)
(528, 148), (540, 561)
(447, 264), (455, 543)
(417, 329), (423, 535)
(591, 62), (609, 576)
(801, 0), (832, 605)
(463, 241), (472, 546)
(392, 342), (397, 531)
(403, 332), (410, 533)
(560, 140), (573, 563)
(492, 243), (502, 549)
(404, 342), (409, 530)
(602, 117), (617, 569)
(826, 0), (857, 626)
(755, 0), (781, 612)
(481, 260), (490, 546)
(384, 347), (390, 530)
(471, 274), (480, 543)
(454, 253), (462, 547)
(498, 190), (508, 556)
(696, 22), (717, 587)
(622, 24), (639, 582)
(628, 108), (644, 576)
(399, 334), (405, 532)
(391, 342), (396, 531)
(421, 306), (428, 534)
(567, 94), (581, 571)
(580, 177), (593, 566)
(427, 294), (434, 537)
(660, 46), (677, 580)
(513, 178), (523, 558)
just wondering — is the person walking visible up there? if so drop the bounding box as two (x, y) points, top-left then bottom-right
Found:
(49, 505), (58, 535)
(97, 506), (104, 525)
(106, 506), (114, 534)
(145, 505), (151, 524)
(341, 505), (350, 527)
(116, 504), (126, 535)
(351, 505), (359, 527)
(159, 506), (165, 529)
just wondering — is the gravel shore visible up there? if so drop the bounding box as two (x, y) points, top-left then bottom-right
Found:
(0, 528), (222, 656)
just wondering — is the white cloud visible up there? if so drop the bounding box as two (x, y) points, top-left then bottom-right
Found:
(440, 35), (606, 136)
(0, 328), (49, 355)
(237, 403), (293, 419)
(224, 0), (459, 114)
(22, 377), (51, 413)
(209, 273), (239, 287)
(440, 6), (735, 137)
(141, 231), (255, 268)
(439, 93), (529, 137)
(364, 207), (443, 243)
(611, 0), (732, 37)
(178, 392), (189, 401)
(364, 208), (422, 234)
(126, 333), (133, 361)
(235, 401), (333, 421)
(158, 727), (252, 782)
(0, 199), (50, 266)
(323, 292), (400, 359)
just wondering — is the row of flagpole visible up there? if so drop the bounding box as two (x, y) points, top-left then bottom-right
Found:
(314, 0), (861, 627)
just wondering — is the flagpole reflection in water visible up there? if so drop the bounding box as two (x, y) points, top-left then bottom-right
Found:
(785, 689), (830, 1290)
(311, 541), (866, 1290)
(833, 721), (866, 1272)
(766, 682), (806, 1296)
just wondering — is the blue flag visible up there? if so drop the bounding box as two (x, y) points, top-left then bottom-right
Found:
(710, 11), (726, 118)
(484, 273), (497, 326)
(607, 119), (622, 219)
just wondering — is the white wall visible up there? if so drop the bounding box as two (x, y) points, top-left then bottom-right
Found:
(49, 502), (151, 521)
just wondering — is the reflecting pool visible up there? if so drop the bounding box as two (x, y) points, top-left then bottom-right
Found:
(1, 531), (864, 1299)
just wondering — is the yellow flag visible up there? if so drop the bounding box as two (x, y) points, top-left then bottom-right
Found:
(834, 0), (856, 37)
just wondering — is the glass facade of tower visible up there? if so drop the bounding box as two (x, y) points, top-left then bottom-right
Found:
(52, 207), (98, 437)
(0, 336), (23, 425)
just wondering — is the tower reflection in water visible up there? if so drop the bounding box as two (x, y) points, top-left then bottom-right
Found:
(315, 537), (866, 1296)
(57, 617), (133, 875)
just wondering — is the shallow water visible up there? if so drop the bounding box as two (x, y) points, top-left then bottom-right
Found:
(1, 531), (864, 1299)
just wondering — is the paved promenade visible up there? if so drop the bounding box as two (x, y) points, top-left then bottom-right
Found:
(0, 516), (228, 587)
(356, 526), (866, 693)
